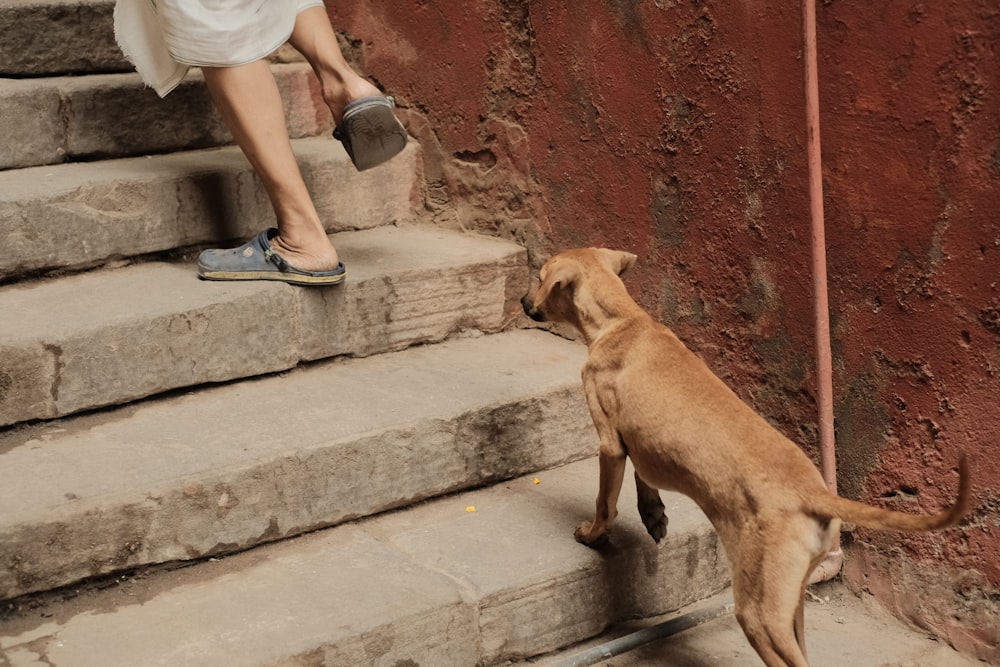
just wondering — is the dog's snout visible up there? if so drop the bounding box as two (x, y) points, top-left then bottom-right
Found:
(521, 294), (546, 322)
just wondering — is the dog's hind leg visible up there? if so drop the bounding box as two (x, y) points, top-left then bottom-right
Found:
(733, 539), (814, 667)
(794, 589), (807, 662)
(793, 518), (840, 661)
(735, 594), (810, 667)
(635, 471), (668, 542)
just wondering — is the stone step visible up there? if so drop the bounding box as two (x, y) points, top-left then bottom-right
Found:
(0, 137), (419, 280)
(0, 458), (730, 666)
(0, 0), (125, 77)
(0, 329), (595, 602)
(0, 224), (525, 428)
(0, 63), (330, 170)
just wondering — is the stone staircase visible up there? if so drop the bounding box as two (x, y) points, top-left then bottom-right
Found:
(0, 2), (730, 665)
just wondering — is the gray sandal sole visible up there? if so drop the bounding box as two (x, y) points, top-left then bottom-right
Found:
(333, 96), (408, 171)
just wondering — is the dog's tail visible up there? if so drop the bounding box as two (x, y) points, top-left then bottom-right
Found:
(806, 451), (971, 532)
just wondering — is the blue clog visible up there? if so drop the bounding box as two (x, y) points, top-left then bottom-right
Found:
(197, 228), (346, 286)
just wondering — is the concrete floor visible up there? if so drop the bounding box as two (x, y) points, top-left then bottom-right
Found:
(520, 581), (987, 667)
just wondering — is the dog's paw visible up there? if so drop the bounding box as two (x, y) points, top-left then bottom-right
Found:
(574, 521), (609, 548)
(637, 493), (669, 543)
(642, 511), (669, 543)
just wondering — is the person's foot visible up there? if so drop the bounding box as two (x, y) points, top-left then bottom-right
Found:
(323, 75), (383, 125)
(267, 231), (340, 273)
(197, 229), (345, 286)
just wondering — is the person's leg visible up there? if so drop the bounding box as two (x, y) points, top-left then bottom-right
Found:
(202, 60), (339, 272)
(288, 6), (382, 124)
(290, 7), (408, 171)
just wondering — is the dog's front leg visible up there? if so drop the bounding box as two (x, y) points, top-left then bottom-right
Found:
(576, 372), (627, 547)
(575, 444), (627, 546)
(635, 473), (668, 543)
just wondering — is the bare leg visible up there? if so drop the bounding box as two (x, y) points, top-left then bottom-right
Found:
(288, 6), (383, 125)
(201, 8), (399, 275)
(202, 60), (339, 271)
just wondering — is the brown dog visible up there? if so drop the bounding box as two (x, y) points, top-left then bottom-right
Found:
(521, 247), (971, 667)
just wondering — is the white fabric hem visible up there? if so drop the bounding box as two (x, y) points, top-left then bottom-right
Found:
(114, 0), (326, 98)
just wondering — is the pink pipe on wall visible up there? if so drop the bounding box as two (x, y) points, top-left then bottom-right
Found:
(803, 0), (844, 581)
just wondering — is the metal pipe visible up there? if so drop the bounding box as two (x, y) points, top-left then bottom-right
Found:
(803, 0), (844, 575)
(546, 601), (734, 667)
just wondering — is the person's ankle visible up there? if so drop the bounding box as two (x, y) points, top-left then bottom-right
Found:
(270, 232), (340, 270)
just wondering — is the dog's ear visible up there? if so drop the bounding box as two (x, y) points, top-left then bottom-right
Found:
(533, 260), (578, 309)
(597, 249), (637, 277)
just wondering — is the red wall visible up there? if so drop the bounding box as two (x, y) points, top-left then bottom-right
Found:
(327, 1), (999, 658)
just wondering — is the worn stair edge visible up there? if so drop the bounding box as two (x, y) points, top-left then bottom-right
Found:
(0, 225), (525, 428)
(0, 0), (124, 77)
(0, 63), (332, 170)
(0, 458), (731, 667)
(0, 137), (420, 280)
(0, 329), (594, 601)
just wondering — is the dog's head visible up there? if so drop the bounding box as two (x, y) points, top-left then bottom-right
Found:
(521, 248), (637, 327)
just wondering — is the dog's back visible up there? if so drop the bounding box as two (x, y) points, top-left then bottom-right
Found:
(585, 256), (970, 535)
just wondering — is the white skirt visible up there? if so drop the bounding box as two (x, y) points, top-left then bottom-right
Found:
(114, 0), (324, 97)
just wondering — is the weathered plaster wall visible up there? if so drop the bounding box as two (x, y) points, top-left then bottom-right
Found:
(327, 1), (999, 659)
(815, 3), (1000, 658)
